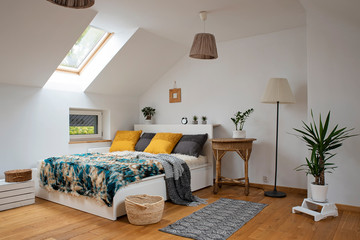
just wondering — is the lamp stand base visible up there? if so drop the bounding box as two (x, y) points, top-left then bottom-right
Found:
(264, 190), (286, 198)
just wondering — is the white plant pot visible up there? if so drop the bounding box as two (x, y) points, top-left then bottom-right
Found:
(144, 119), (153, 125)
(233, 130), (246, 138)
(310, 183), (328, 202)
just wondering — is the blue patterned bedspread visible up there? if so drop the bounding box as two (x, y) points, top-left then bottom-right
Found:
(39, 152), (164, 207)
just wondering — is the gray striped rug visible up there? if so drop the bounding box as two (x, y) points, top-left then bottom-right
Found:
(160, 198), (267, 240)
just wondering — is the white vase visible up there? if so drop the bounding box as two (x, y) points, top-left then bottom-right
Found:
(310, 183), (328, 202)
(233, 130), (246, 138)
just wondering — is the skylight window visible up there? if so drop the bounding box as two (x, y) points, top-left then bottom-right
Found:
(57, 25), (111, 74)
(44, 26), (137, 92)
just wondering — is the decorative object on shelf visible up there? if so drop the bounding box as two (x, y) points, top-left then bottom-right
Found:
(189, 11), (218, 60)
(141, 107), (156, 124)
(46, 0), (94, 9)
(181, 117), (188, 125)
(231, 108), (254, 138)
(201, 116), (207, 124)
(293, 110), (357, 202)
(4, 169), (32, 182)
(192, 115), (198, 124)
(261, 78), (295, 198)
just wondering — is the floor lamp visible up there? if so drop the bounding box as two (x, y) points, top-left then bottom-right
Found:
(261, 78), (295, 198)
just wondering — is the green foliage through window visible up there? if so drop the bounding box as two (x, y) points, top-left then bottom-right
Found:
(70, 126), (95, 135)
(69, 113), (98, 136)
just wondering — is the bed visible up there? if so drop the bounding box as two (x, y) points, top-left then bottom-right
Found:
(34, 124), (215, 220)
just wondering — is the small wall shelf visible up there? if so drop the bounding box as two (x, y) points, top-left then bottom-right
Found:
(292, 198), (338, 221)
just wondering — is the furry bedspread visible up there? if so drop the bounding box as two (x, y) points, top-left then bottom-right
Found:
(39, 152), (164, 206)
(39, 151), (206, 207)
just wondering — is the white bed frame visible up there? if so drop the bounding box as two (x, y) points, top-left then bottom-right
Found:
(35, 124), (215, 220)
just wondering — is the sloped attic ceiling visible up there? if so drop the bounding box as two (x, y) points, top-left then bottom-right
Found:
(0, 0), (96, 87)
(85, 28), (186, 96)
(91, 0), (306, 46)
(85, 0), (305, 96)
(299, 0), (360, 26)
(0, 0), (307, 96)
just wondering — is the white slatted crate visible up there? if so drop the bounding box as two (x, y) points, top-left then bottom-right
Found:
(0, 179), (35, 211)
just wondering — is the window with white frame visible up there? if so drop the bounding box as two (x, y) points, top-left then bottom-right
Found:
(69, 109), (103, 140)
(58, 25), (111, 75)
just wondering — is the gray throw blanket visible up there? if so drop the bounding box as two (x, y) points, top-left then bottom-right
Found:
(128, 152), (207, 206)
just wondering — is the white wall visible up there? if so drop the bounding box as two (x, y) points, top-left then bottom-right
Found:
(139, 27), (308, 189)
(306, 9), (360, 206)
(0, 83), (138, 178)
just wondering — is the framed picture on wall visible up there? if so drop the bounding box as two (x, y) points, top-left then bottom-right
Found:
(169, 88), (181, 103)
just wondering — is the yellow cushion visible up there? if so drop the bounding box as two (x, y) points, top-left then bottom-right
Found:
(144, 133), (183, 154)
(109, 130), (142, 152)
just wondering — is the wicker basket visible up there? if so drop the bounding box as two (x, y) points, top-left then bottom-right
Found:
(125, 194), (164, 225)
(4, 169), (32, 182)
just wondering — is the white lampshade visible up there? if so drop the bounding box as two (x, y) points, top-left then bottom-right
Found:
(261, 78), (295, 104)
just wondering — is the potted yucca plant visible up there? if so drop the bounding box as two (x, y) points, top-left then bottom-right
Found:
(293, 110), (357, 202)
(231, 108), (254, 138)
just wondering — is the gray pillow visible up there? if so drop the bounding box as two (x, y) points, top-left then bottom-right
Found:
(135, 133), (156, 151)
(172, 134), (208, 157)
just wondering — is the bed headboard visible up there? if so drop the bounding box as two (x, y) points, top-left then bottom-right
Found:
(134, 124), (216, 163)
(134, 124), (215, 138)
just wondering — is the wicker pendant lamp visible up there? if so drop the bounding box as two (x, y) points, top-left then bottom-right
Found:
(189, 11), (218, 60)
(47, 0), (94, 9)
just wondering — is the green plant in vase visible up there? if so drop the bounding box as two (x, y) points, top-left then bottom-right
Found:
(141, 107), (156, 124)
(202, 116), (207, 124)
(231, 108), (254, 138)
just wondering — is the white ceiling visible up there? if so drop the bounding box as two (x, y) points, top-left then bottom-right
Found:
(1, 0), (359, 96)
(87, 0), (306, 96)
(86, 28), (187, 96)
(92, 0), (306, 46)
(300, 0), (360, 26)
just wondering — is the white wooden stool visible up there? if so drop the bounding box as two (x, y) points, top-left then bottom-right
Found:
(292, 198), (338, 221)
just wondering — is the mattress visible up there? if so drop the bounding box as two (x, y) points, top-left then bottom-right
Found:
(171, 153), (207, 168)
(109, 151), (207, 168)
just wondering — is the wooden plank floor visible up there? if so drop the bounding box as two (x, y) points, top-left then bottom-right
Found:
(0, 186), (359, 240)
